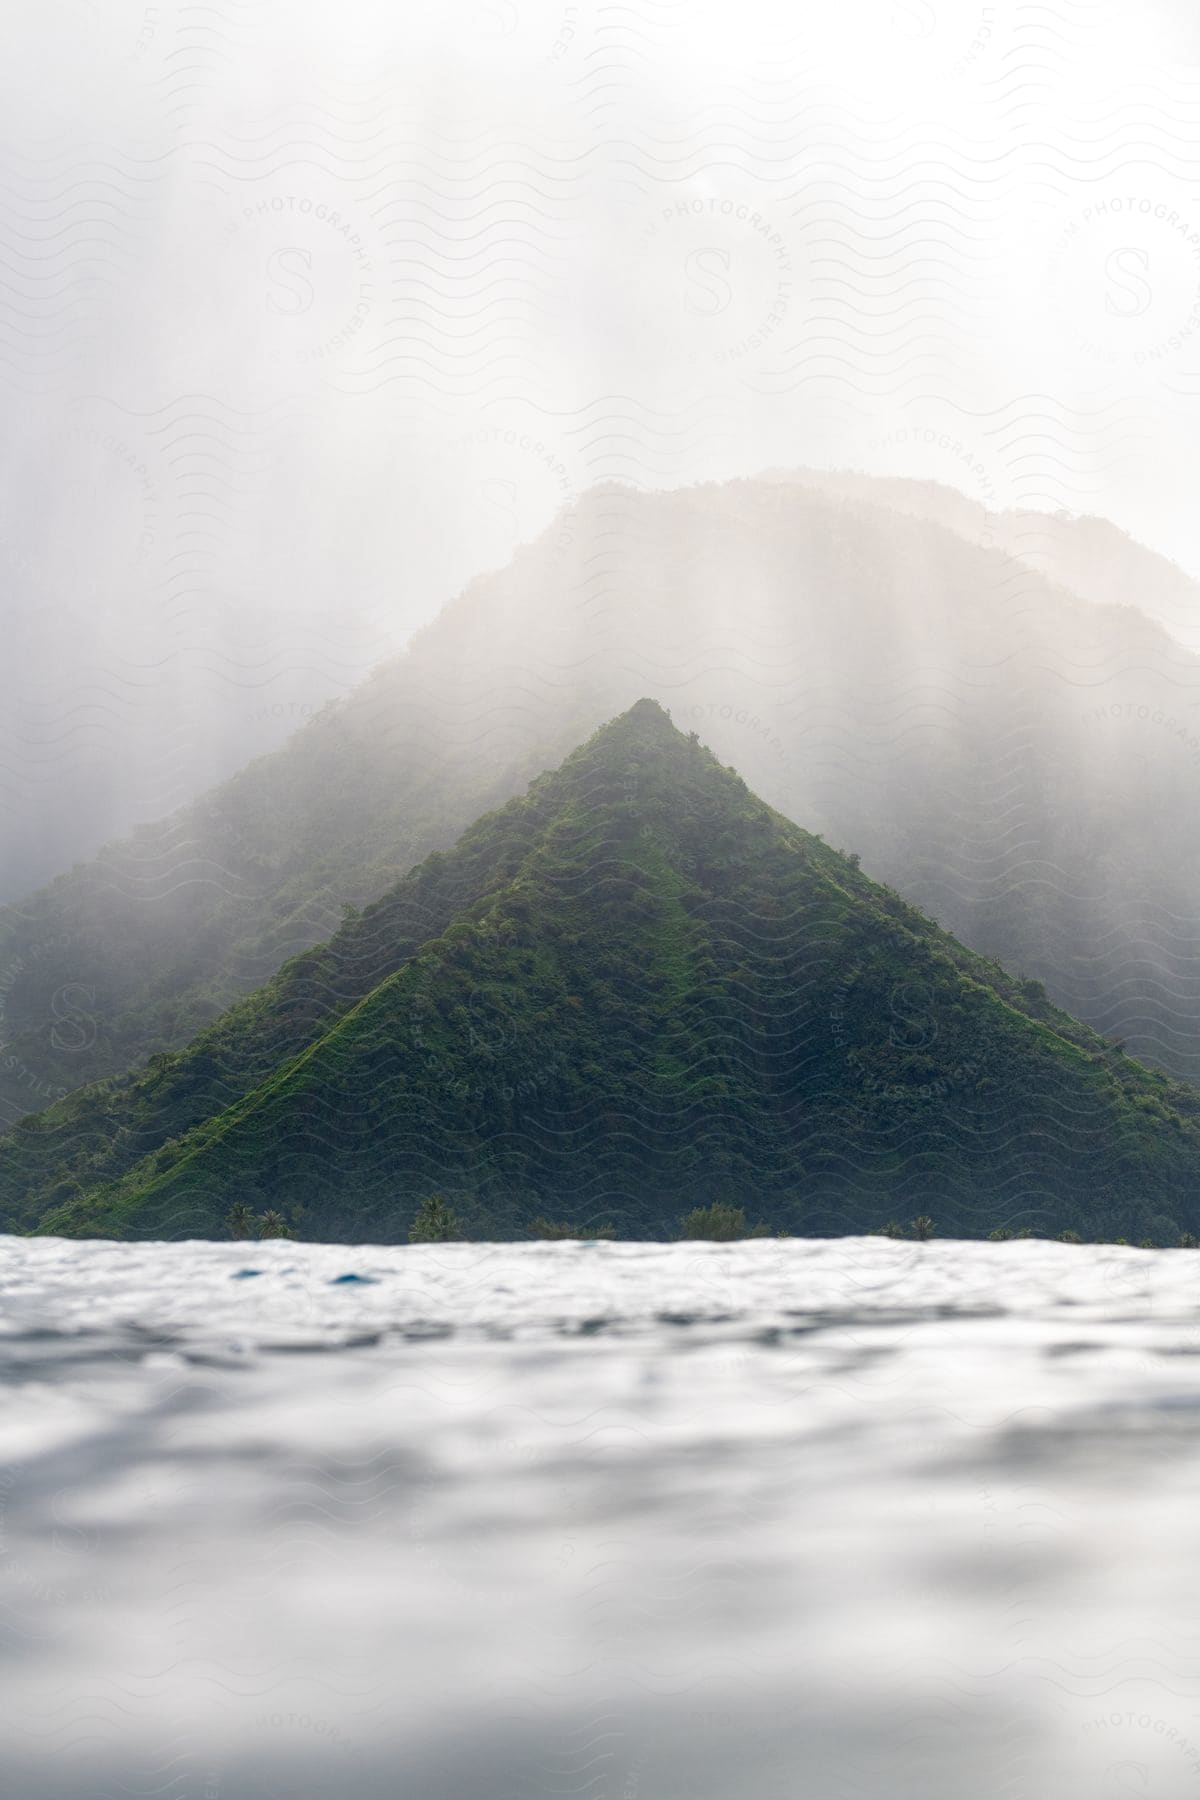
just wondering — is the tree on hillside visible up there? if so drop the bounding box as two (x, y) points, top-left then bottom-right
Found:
(409, 1194), (463, 1243)
(680, 1202), (747, 1241)
(225, 1201), (257, 1239)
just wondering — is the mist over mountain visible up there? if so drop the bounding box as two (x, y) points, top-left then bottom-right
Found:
(0, 480), (405, 904)
(11, 700), (1197, 1247)
(796, 467), (1200, 654)
(4, 471), (1200, 1139)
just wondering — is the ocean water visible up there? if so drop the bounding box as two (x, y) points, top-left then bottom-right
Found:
(3, 1233), (1200, 1799)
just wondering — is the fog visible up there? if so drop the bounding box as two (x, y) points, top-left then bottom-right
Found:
(3, 0), (1200, 893)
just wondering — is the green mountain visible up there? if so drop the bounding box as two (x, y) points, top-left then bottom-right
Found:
(5, 473), (1200, 1139)
(19, 701), (1200, 1246)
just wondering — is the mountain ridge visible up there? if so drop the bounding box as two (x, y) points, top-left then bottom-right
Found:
(6, 471), (1200, 1137)
(27, 699), (1200, 1246)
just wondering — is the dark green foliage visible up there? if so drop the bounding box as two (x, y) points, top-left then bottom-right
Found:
(532, 1218), (616, 1240)
(987, 1228), (1013, 1241)
(408, 1194), (463, 1243)
(14, 699), (1200, 1246)
(10, 472), (1200, 1157)
(0, 671), (582, 1138)
(875, 1221), (907, 1238)
(225, 1201), (257, 1239)
(681, 1203), (749, 1241)
(1057, 1230), (1082, 1243)
(225, 1200), (293, 1239)
(1180, 1232), (1198, 1248)
(910, 1216), (936, 1241)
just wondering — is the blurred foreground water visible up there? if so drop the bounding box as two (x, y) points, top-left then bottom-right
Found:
(3, 1234), (1200, 1799)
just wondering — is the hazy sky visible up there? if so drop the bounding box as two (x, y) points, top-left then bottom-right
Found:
(4, 0), (1200, 890)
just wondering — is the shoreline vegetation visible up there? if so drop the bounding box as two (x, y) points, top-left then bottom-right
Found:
(220, 1198), (1199, 1250)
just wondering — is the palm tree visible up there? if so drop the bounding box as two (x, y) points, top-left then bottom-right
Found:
(225, 1200), (258, 1239)
(910, 1215), (935, 1241)
(258, 1210), (294, 1240)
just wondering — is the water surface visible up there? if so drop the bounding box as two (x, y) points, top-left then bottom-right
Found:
(3, 1235), (1199, 1798)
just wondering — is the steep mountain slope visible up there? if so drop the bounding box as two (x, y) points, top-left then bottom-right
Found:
(28, 702), (1200, 1247)
(5, 473), (1200, 1135)
(0, 758), (585, 1231)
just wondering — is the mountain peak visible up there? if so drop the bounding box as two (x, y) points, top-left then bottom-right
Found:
(585, 696), (678, 750)
(28, 698), (1200, 1248)
(623, 697), (673, 726)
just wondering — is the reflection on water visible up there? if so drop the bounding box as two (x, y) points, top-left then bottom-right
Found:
(2, 1234), (1200, 1799)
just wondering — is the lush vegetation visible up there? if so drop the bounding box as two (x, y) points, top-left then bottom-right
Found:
(0, 649), (577, 1131)
(12, 699), (1200, 1246)
(0, 740), (603, 1233)
(680, 1203), (772, 1240)
(224, 1201), (294, 1240)
(407, 1194), (463, 1243)
(7, 472), (1200, 1149)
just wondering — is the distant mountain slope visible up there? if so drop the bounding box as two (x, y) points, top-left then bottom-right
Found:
(793, 468), (1200, 654)
(28, 703), (1200, 1246)
(5, 473), (1200, 1134)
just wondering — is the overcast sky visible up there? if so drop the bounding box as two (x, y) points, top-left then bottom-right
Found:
(3, 0), (1200, 890)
